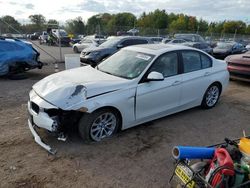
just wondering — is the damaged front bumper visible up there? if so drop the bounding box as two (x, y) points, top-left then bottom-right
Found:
(28, 118), (56, 154)
(27, 90), (59, 154)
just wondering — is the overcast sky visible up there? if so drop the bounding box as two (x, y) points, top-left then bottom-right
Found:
(0, 0), (249, 24)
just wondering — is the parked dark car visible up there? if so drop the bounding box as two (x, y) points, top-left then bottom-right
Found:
(0, 38), (42, 76)
(30, 32), (40, 40)
(167, 39), (187, 44)
(183, 42), (213, 54)
(213, 42), (247, 59)
(174, 33), (205, 42)
(80, 36), (152, 66)
(149, 37), (163, 43)
(49, 29), (71, 46)
(162, 38), (172, 44)
(225, 51), (250, 82)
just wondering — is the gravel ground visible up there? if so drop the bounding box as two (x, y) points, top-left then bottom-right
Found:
(0, 42), (250, 187)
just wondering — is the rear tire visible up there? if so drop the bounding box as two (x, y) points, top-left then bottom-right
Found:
(78, 109), (120, 142)
(201, 83), (221, 109)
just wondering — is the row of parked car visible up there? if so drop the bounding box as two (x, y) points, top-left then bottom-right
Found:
(71, 34), (250, 83)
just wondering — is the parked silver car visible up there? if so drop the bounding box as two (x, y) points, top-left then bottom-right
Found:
(72, 36), (106, 53)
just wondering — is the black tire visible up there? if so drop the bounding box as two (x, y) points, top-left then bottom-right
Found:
(78, 108), (120, 142)
(201, 83), (221, 109)
(73, 46), (79, 53)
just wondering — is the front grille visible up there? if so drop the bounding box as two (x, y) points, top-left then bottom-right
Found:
(44, 109), (60, 117)
(31, 102), (39, 114)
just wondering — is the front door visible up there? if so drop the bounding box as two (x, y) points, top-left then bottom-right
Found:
(136, 52), (182, 121)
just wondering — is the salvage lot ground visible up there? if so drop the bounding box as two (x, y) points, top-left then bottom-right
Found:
(0, 42), (250, 187)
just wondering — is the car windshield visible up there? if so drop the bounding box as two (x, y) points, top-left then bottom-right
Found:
(216, 43), (233, 49)
(98, 50), (154, 79)
(99, 38), (121, 48)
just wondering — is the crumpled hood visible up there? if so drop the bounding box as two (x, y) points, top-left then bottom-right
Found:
(32, 66), (130, 110)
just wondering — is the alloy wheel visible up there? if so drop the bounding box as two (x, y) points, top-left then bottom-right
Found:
(205, 86), (219, 107)
(90, 112), (117, 141)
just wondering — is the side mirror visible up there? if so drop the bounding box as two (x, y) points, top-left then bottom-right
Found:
(146, 71), (164, 81)
(117, 44), (123, 48)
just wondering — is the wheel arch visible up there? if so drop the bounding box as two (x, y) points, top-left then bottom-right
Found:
(91, 106), (123, 130)
(201, 81), (222, 108)
(210, 81), (222, 94)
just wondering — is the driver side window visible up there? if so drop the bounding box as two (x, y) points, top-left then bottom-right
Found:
(149, 52), (178, 77)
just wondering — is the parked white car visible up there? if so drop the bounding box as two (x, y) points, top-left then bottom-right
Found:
(72, 37), (105, 53)
(28, 44), (229, 153)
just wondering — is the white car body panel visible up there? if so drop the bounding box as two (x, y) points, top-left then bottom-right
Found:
(136, 74), (182, 120)
(29, 44), (229, 133)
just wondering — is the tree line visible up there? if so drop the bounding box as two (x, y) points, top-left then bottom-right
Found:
(1, 9), (250, 36)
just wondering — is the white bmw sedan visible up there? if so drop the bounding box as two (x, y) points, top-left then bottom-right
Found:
(28, 44), (229, 153)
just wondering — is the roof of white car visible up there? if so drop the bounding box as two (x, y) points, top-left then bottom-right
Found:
(125, 44), (195, 56)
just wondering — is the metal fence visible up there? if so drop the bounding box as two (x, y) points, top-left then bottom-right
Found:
(1, 21), (250, 42)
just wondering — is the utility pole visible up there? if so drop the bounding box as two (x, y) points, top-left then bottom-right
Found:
(58, 25), (62, 63)
(233, 28), (237, 41)
(196, 25), (200, 34)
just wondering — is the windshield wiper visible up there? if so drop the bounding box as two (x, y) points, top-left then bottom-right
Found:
(100, 70), (113, 75)
(99, 69), (130, 79)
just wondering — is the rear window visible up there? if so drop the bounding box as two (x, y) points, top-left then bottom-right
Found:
(201, 54), (212, 68)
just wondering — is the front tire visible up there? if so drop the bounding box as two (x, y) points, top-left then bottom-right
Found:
(78, 109), (120, 142)
(201, 83), (221, 109)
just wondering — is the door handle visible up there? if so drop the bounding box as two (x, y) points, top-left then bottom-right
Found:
(204, 72), (210, 76)
(172, 81), (182, 86)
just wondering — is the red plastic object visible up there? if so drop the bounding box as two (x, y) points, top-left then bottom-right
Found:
(206, 148), (235, 187)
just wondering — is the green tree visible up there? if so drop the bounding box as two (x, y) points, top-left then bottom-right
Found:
(111, 12), (136, 29)
(223, 21), (246, 34)
(197, 18), (208, 32)
(187, 16), (197, 32)
(137, 9), (168, 29)
(28, 14), (46, 30)
(65, 17), (85, 34)
(48, 19), (58, 26)
(246, 25), (250, 35)
(0, 15), (21, 33)
(169, 14), (187, 32)
(86, 14), (100, 34)
(214, 21), (225, 34)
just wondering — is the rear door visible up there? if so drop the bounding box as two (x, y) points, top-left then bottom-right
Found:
(180, 50), (213, 107)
